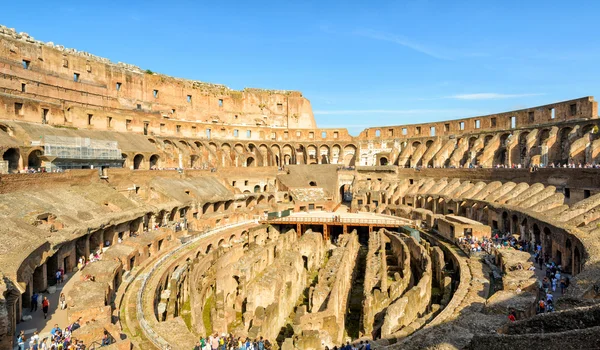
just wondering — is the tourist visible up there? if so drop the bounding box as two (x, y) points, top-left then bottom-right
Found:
(31, 292), (39, 312)
(60, 292), (67, 310)
(55, 269), (62, 285)
(42, 296), (50, 319)
(101, 330), (111, 346)
(17, 332), (25, 350)
(508, 309), (517, 321)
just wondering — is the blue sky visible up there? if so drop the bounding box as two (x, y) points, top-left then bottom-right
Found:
(3, 1), (599, 135)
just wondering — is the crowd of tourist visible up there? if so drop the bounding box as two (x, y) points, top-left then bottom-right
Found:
(192, 334), (272, 350)
(19, 167), (64, 174)
(16, 318), (98, 349)
(325, 340), (372, 350)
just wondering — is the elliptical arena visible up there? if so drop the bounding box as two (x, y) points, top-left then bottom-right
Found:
(1, 25), (600, 350)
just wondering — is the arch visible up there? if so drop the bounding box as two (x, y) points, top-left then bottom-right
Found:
(257, 195), (266, 205)
(538, 128), (551, 146)
(543, 227), (552, 256)
(573, 246), (581, 275)
(246, 157), (255, 167)
(519, 131), (530, 163)
(319, 144), (330, 164)
(379, 157), (389, 166)
(533, 224), (541, 245)
(3, 148), (20, 172)
(343, 144), (357, 166)
(582, 123), (597, 135)
(133, 154), (144, 170)
(253, 185), (261, 193)
(194, 141), (204, 150)
(179, 140), (191, 150)
(218, 239), (226, 248)
(309, 181), (317, 186)
(149, 154), (160, 169)
(0, 124), (14, 136)
(205, 244), (213, 254)
(27, 149), (43, 169)
(190, 155), (199, 168)
(558, 127), (573, 163)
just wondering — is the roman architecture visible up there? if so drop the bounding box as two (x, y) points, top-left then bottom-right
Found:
(1, 25), (600, 350)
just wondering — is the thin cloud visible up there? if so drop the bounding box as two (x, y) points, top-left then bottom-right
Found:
(447, 93), (545, 100)
(314, 109), (478, 115)
(354, 29), (449, 60)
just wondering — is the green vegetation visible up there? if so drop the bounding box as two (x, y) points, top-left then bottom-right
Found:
(52, 124), (78, 130)
(203, 294), (214, 335)
(181, 298), (193, 332)
(145, 69), (154, 74)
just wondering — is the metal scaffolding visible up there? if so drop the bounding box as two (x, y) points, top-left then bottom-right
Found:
(43, 135), (122, 160)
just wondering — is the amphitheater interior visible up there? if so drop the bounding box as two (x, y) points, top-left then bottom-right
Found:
(1, 24), (600, 350)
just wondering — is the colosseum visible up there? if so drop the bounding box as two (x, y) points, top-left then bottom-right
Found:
(0, 24), (600, 350)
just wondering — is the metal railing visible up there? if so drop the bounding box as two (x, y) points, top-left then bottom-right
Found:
(265, 216), (403, 226)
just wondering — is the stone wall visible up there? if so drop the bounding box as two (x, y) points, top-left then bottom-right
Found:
(296, 232), (359, 347)
(381, 235), (432, 337)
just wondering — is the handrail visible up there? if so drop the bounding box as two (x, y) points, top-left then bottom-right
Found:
(264, 216), (404, 225)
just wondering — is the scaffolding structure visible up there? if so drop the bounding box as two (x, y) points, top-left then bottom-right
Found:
(43, 135), (122, 160)
(41, 135), (124, 170)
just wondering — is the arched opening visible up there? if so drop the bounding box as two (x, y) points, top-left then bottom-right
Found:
(28, 150), (43, 169)
(379, 157), (389, 166)
(133, 154), (144, 170)
(558, 127), (573, 164)
(543, 227), (552, 255)
(533, 224), (541, 245)
(149, 154), (160, 169)
(521, 218), (529, 241)
(253, 185), (261, 193)
(502, 212), (509, 233)
(309, 181), (317, 186)
(205, 244), (213, 254)
(511, 214), (518, 235)
(3, 148), (20, 172)
(519, 132), (530, 165)
(121, 153), (128, 168)
(573, 246), (581, 275)
(190, 155), (199, 168)
(246, 157), (255, 167)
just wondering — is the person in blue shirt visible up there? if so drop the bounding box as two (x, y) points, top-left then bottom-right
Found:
(50, 324), (61, 336)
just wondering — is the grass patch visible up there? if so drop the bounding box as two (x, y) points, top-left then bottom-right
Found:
(203, 294), (214, 335)
(181, 298), (193, 332)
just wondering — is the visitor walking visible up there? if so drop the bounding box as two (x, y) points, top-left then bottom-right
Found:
(42, 296), (49, 319)
(31, 292), (38, 312)
(60, 292), (66, 310)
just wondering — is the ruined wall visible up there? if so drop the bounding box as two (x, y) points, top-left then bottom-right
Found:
(362, 230), (411, 337)
(381, 236), (432, 337)
(296, 232), (359, 346)
(0, 26), (317, 133)
(358, 97), (597, 139)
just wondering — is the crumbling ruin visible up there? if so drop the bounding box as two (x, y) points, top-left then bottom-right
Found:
(0, 25), (600, 350)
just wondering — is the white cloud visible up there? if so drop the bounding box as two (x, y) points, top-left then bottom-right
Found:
(447, 93), (544, 100)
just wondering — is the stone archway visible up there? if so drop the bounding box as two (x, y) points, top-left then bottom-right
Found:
(133, 154), (144, 170)
(3, 148), (21, 172)
(28, 149), (43, 169)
